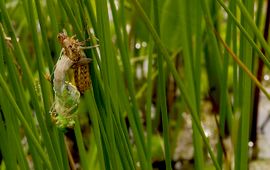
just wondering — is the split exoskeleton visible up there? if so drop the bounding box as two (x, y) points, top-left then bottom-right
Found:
(50, 32), (97, 129)
(57, 32), (94, 94)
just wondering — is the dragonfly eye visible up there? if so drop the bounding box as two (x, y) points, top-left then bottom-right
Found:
(57, 33), (67, 43)
(57, 35), (63, 43)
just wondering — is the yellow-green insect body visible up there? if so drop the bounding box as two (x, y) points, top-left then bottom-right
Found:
(50, 82), (80, 129)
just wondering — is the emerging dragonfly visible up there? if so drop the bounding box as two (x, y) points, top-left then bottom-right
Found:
(50, 32), (98, 129)
(57, 32), (97, 94)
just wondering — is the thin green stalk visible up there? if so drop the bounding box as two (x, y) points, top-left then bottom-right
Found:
(110, 62), (137, 170)
(85, 91), (106, 170)
(81, 10), (126, 170)
(115, 2), (150, 165)
(74, 118), (89, 170)
(193, 0), (203, 124)
(34, 0), (54, 70)
(255, 0), (264, 27)
(96, 108), (116, 170)
(201, 3), (233, 143)
(180, 1), (205, 169)
(102, 51), (122, 169)
(231, 0), (239, 117)
(86, 60), (120, 169)
(129, 0), (220, 169)
(218, 0), (235, 166)
(237, 1), (254, 169)
(26, 0), (53, 128)
(26, 0), (60, 169)
(237, 0), (270, 57)
(193, 1), (206, 166)
(219, 0), (233, 136)
(83, 45), (108, 170)
(60, 0), (82, 39)
(0, 75), (52, 169)
(119, 0), (130, 53)
(202, 0), (233, 139)
(0, 91), (30, 170)
(0, 115), (17, 170)
(10, 120), (31, 170)
(88, 132), (99, 169)
(112, 117), (135, 170)
(84, 0), (98, 34)
(97, 0), (149, 169)
(0, 3), (58, 170)
(74, 4), (115, 169)
(0, 32), (4, 72)
(46, 0), (61, 52)
(109, 0), (148, 168)
(146, 40), (154, 169)
(95, 1), (123, 169)
(58, 133), (70, 170)
(215, 0), (270, 68)
(1, 29), (43, 170)
(153, 1), (172, 170)
(72, 2), (83, 28)
(112, 58), (148, 169)
(110, 0), (147, 156)
(214, 32), (270, 98)
(77, 0), (89, 39)
(118, 0), (148, 155)
(0, 27), (38, 138)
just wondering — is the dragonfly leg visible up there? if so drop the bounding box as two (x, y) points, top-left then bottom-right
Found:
(79, 44), (99, 50)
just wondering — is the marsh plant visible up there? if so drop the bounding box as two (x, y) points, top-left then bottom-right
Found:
(0, 0), (270, 170)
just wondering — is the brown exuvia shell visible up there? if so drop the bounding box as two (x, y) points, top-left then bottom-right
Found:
(57, 32), (91, 93)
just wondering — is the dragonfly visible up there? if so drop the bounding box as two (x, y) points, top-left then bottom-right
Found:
(57, 32), (97, 94)
(50, 32), (98, 129)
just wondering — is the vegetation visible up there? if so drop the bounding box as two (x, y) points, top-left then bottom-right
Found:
(0, 0), (269, 169)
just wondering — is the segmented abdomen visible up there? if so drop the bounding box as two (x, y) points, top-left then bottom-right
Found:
(74, 64), (91, 94)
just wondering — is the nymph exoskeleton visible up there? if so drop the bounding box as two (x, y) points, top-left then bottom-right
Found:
(57, 32), (95, 94)
(50, 53), (81, 129)
(50, 32), (97, 129)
